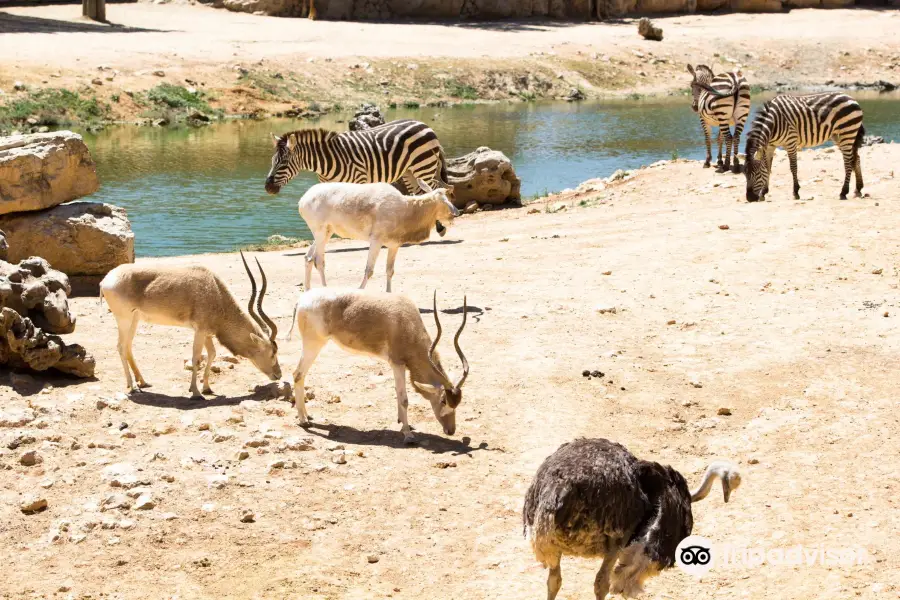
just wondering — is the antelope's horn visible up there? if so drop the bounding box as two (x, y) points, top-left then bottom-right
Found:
(453, 295), (469, 389)
(255, 257), (278, 344)
(240, 251), (266, 331)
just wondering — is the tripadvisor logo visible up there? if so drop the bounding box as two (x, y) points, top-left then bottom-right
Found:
(676, 535), (715, 576)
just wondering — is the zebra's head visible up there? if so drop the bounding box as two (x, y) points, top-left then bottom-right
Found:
(265, 133), (292, 195)
(686, 64), (715, 113)
(744, 137), (770, 202)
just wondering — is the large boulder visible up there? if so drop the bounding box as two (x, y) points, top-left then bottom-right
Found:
(0, 307), (95, 378)
(0, 202), (134, 277)
(0, 256), (75, 334)
(348, 103), (386, 131)
(0, 131), (100, 216)
(729, 0), (783, 10)
(446, 147), (521, 208)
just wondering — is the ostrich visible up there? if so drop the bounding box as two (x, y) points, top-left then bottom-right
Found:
(523, 438), (741, 600)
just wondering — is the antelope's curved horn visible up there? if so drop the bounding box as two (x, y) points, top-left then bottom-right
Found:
(453, 295), (469, 389)
(255, 257), (278, 344)
(240, 251), (266, 331)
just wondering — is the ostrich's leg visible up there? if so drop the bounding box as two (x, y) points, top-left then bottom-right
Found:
(594, 547), (622, 600)
(546, 552), (563, 600)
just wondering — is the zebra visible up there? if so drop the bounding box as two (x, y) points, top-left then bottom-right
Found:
(265, 119), (451, 234)
(687, 64), (751, 174)
(744, 93), (865, 202)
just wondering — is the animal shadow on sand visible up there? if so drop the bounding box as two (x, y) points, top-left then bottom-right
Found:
(284, 238), (463, 258)
(304, 421), (493, 456)
(127, 390), (265, 410)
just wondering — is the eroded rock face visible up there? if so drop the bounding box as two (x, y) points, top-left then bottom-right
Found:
(0, 307), (95, 378)
(0, 255), (75, 334)
(0, 202), (134, 277)
(0, 132), (100, 216)
(446, 146), (521, 207)
(348, 104), (386, 132)
(0, 229), (7, 262)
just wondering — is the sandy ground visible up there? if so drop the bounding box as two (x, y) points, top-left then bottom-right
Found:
(2, 143), (899, 599)
(1, 5), (900, 118)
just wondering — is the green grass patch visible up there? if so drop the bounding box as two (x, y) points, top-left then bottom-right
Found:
(238, 235), (310, 253)
(0, 88), (110, 132)
(147, 83), (213, 112)
(445, 80), (479, 100)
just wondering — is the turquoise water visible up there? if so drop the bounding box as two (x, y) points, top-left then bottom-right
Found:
(77, 94), (900, 257)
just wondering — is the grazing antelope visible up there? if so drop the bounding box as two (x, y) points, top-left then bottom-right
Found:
(99, 253), (281, 397)
(298, 181), (460, 292)
(288, 288), (468, 442)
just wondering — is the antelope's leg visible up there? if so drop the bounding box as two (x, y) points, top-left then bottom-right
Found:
(202, 336), (216, 395)
(123, 312), (149, 388)
(304, 243), (316, 290)
(385, 245), (399, 293)
(115, 312), (138, 392)
(189, 330), (206, 398)
(292, 336), (326, 425)
(391, 363), (415, 442)
(360, 242), (382, 290)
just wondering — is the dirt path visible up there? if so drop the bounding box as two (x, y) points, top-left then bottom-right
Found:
(2, 5), (899, 124)
(2, 144), (898, 599)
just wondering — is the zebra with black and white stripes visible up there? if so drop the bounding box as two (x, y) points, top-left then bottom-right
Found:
(265, 119), (448, 196)
(744, 93), (865, 202)
(687, 64), (751, 174)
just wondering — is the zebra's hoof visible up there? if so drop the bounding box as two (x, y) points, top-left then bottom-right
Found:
(731, 164), (742, 174)
(703, 162), (711, 169)
(840, 194), (848, 201)
(715, 166), (728, 174)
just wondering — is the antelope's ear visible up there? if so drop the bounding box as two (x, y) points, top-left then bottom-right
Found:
(416, 178), (434, 193)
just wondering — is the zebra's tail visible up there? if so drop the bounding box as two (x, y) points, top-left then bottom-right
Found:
(436, 147), (451, 188)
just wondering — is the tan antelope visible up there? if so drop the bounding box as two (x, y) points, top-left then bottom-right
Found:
(99, 253), (281, 397)
(288, 288), (468, 442)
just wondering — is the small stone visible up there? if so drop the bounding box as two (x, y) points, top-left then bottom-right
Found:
(161, 512), (178, 521)
(326, 443), (345, 451)
(367, 555), (380, 563)
(19, 450), (43, 467)
(160, 474), (175, 483)
(667, 319), (677, 325)
(327, 393), (341, 404)
(582, 370), (591, 377)
(101, 493), (131, 512)
(153, 423), (176, 436)
(884, 311), (889, 318)
(591, 370), (604, 378)
(213, 429), (234, 443)
(20, 494), (48, 514)
(244, 438), (269, 448)
(91, 78), (103, 86)
(601, 270), (612, 276)
(718, 224), (730, 230)
(331, 453), (347, 465)
(240, 510), (256, 523)
(235, 450), (250, 460)
(197, 422), (211, 431)
(207, 475), (228, 489)
(464, 200), (479, 214)
(134, 494), (155, 510)
(595, 305), (617, 314)
(690, 380), (703, 389)
(269, 460), (285, 470)
(227, 412), (244, 424)
(872, 268), (883, 275)
(717, 407), (733, 416)
(152, 70), (166, 77)
(434, 461), (457, 468)
(13, 81), (26, 91)
(280, 437), (315, 452)
(194, 557), (211, 568)
(748, 458), (759, 465)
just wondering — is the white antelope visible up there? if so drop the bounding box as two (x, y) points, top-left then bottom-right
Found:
(288, 288), (469, 442)
(298, 181), (460, 292)
(99, 253), (281, 397)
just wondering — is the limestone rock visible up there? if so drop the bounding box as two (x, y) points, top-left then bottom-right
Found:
(20, 494), (48, 514)
(638, 17), (663, 41)
(0, 202), (134, 277)
(0, 229), (7, 261)
(0, 307), (95, 377)
(446, 147), (521, 207)
(221, 0), (305, 17)
(0, 132), (99, 216)
(348, 103), (385, 131)
(0, 255), (75, 334)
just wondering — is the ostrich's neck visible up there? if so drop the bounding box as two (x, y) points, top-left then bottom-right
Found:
(690, 466), (720, 502)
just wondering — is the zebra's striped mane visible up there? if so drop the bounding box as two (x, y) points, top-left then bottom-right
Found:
(280, 129), (339, 145)
(745, 100), (773, 154)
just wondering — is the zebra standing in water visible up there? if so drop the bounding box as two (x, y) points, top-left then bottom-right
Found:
(744, 93), (865, 202)
(687, 64), (751, 174)
(266, 119), (451, 234)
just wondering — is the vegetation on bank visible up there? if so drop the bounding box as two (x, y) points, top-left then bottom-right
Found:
(0, 87), (111, 135)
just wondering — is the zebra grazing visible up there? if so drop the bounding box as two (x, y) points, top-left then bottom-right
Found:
(744, 93), (865, 202)
(687, 64), (751, 174)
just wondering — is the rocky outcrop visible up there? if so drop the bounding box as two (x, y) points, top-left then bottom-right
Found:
(0, 229), (7, 262)
(0, 202), (134, 277)
(446, 147), (520, 208)
(0, 132), (100, 216)
(0, 256), (75, 334)
(0, 307), (95, 378)
(348, 103), (385, 131)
